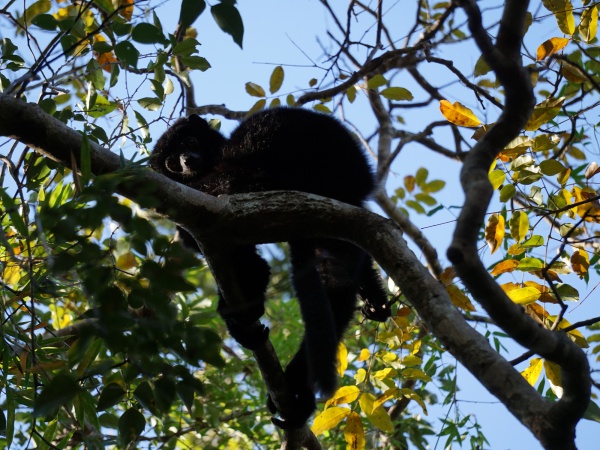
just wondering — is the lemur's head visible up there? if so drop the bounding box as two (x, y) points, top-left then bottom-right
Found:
(150, 114), (226, 181)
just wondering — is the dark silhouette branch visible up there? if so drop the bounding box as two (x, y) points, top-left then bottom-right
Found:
(447, 1), (590, 448)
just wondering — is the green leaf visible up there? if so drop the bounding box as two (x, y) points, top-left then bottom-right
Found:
(180, 0), (206, 30)
(131, 23), (165, 45)
(406, 200), (426, 214)
(521, 235), (544, 248)
(31, 14), (57, 31)
(173, 38), (200, 56)
(97, 383), (126, 412)
(211, 2), (244, 48)
(367, 74), (387, 89)
(380, 87), (413, 101)
(34, 373), (79, 417)
(499, 184), (516, 202)
(118, 408), (146, 446)
(474, 55), (491, 77)
(517, 257), (544, 271)
(423, 179), (446, 193)
(583, 400), (600, 423)
(80, 133), (92, 180)
(415, 167), (428, 187)
(114, 41), (139, 68)
(556, 283), (579, 301)
(137, 97), (162, 111)
(179, 55), (211, 71)
(346, 85), (356, 103)
(539, 159), (565, 176)
(269, 66), (284, 94)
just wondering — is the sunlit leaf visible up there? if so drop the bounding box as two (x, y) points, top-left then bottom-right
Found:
(325, 386), (360, 408)
(536, 37), (569, 61)
(524, 97), (564, 131)
(571, 249), (590, 278)
(541, 0), (575, 35)
(544, 360), (564, 397)
(516, 257), (544, 271)
(485, 213), (505, 253)
(344, 412), (366, 450)
(439, 100), (481, 127)
(580, 5), (598, 43)
(311, 407), (351, 435)
(521, 358), (543, 385)
(508, 211), (529, 243)
(502, 285), (541, 305)
(358, 394), (394, 433)
(489, 170), (506, 190)
(490, 259), (519, 276)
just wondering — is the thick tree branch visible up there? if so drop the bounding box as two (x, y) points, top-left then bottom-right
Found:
(0, 93), (588, 449)
(447, 1), (590, 448)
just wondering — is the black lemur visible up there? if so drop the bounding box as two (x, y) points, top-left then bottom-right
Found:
(150, 107), (391, 428)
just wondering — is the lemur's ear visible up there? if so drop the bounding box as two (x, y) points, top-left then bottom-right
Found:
(188, 114), (209, 128)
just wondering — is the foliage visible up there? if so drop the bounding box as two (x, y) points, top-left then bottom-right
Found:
(0, 0), (599, 449)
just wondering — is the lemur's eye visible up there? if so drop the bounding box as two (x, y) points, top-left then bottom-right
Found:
(180, 136), (198, 150)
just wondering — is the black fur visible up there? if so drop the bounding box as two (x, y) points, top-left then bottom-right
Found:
(150, 107), (390, 428)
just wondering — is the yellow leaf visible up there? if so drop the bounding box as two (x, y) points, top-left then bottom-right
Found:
(508, 211), (529, 244)
(485, 213), (505, 254)
(536, 37), (570, 61)
(116, 252), (137, 271)
(372, 368), (396, 380)
(446, 285), (476, 311)
(344, 412), (366, 450)
(504, 286), (541, 305)
(338, 342), (348, 377)
(521, 357), (543, 385)
(311, 407), (351, 435)
(440, 267), (456, 285)
(580, 5), (598, 43)
(489, 170), (506, 190)
(398, 388), (428, 415)
(544, 360), (564, 398)
(354, 368), (366, 384)
(2, 264), (22, 286)
(357, 348), (370, 362)
(118, 0), (134, 21)
(245, 82), (266, 97)
(269, 66), (284, 94)
(358, 393), (394, 433)
(439, 100), (481, 127)
(524, 97), (565, 131)
(490, 259), (520, 276)
(325, 386), (360, 408)
(373, 388), (399, 411)
(571, 249), (589, 278)
(541, 0), (575, 35)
